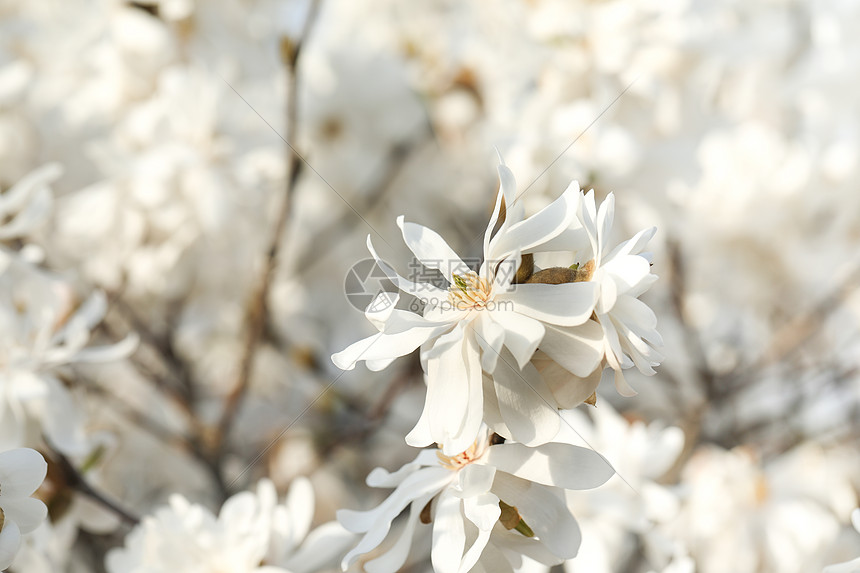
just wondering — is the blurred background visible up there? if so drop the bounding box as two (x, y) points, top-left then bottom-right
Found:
(2, 0), (860, 571)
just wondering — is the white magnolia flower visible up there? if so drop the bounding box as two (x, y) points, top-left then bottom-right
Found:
(667, 445), (841, 573)
(106, 478), (353, 573)
(0, 259), (138, 455)
(333, 162), (600, 453)
(338, 428), (614, 573)
(540, 190), (662, 399)
(0, 448), (49, 571)
(823, 509), (860, 573)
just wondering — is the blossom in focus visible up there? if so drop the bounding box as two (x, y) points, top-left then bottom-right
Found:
(333, 162), (600, 453)
(106, 478), (353, 573)
(823, 509), (860, 573)
(0, 447), (48, 570)
(535, 190), (662, 402)
(338, 427), (614, 572)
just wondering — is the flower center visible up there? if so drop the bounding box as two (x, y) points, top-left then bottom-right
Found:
(436, 436), (488, 471)
(448, 272), (492, 311)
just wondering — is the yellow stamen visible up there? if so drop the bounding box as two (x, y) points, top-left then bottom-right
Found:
(448, 272), (493, 311)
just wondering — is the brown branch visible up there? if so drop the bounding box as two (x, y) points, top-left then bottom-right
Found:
(50, 448), (140, 527)
(294, 132), (433, 277)
(213, 0), (323, 457)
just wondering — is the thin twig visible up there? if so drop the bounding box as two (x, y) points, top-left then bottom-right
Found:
(294, 131), (433, 277)
(214, 0), (323, 456)
(50, 448), (140, 527)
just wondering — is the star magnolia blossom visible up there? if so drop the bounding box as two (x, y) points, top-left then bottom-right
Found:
(338, 429), (614, 573)
(332, 163), (601, 453)
(0, 448), (49, 571)
(0, 258), (138, 455)
(106, 478), (353, 573)
(536, 190), (662, 402)
(823, 509), (860, 573)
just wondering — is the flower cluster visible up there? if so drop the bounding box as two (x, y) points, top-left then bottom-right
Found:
(333, 161), (662, 570)
(106, 478), (353, 573)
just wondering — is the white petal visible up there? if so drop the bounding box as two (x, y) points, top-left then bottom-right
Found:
(488, 310), (545, 370)
(600, 316), (633, 371)
(0, 519), (20, 571)
(497, 163), (523, 225)
(64, 333), (139, 364)
(459, 493), (501, 573)
(446, 331), (486, 456)
(364, 495), (429, 573)
(603, 255), (651, 295)
(471, 537), (515, 573)
(338, 467), (450, 534)
(377, 307), (453, 335)
(0, 187), (52, 240)
(0, 448), (47, 497)
(597, 272), (618, 314)
(0, 496), (47, 534)
(366, 449), (438, 487)
(339, 468), (451, 569)
(0, 164), (61, 213)
(462, 491), (500, 531)
(612, 295), (658, 339)
(595, 192), (615, 264)
(426, 326), (483, 455)
(474, 313), (504, 372)
(431, 488), (465, 573)
(492, 352), (559, 446)
(488, 188), (579, 262)
(366, 235), (448, 301)
(579, 190), (598, 255)
(534, 354), (603, 410)
(481, 373), (511, 441)
(486, 442), (614, 490)
(605, 226), (656, 261)
(284, 477), (314, 549)
(490, 526), (563, 566)
(282, 521), (354, 573)
(613, 368), (638, 397)
(491, 473), (582, 559)
(482, 187), (505, 266)
(497, 282), (598, 327)
(538, 321), (604, 378)
(456, 464), (496, 499)
(532, 224), (589, 255)
(331, 324), (449, 371)
(397, 216), (470, 283)
(492, 251), (520, 294)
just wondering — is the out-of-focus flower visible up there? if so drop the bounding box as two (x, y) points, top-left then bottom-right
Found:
(106, 477), (352, 573)
(0, 447), (48, 570)
(666, 445), (841, 573)
(338, 427), (614, 572)
(0, 258), (137, 455)
(333, 162), (599, 453)
(823, 509), (860, 573)
(0, 163), (60, 243)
